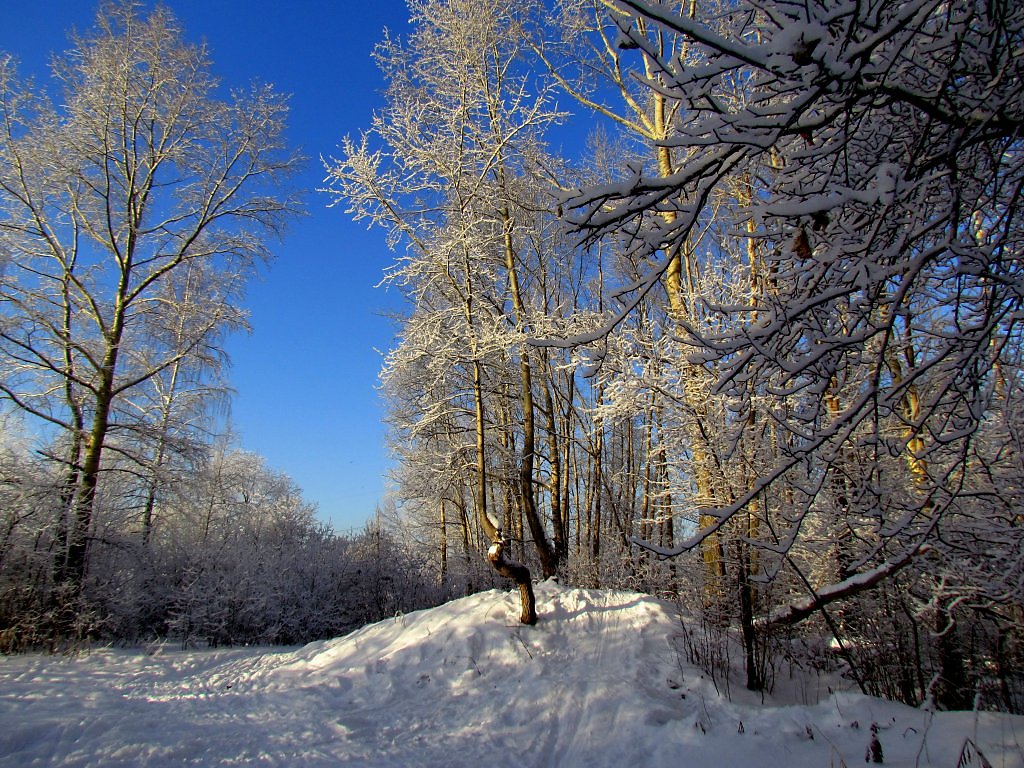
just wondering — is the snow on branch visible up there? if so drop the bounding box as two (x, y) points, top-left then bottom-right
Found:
(758, 545), (933, 630)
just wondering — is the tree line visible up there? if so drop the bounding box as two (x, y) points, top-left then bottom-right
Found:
(325, 0), (1024, 711)
(0, 432), (449, 649)
(2, 0), (1022, 714)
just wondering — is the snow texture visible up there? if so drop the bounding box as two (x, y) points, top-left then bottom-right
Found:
(1, 582), (1021, 767)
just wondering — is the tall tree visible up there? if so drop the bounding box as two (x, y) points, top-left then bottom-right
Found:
(326, 0), (567, 620)
(0, 2), (301, 598)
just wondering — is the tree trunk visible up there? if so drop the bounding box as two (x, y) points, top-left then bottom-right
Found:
(473, 358), (537, 624)
(52, 263), (85, 590)
(934, 601), (970, 709)
(439, 497), (448, 585)
(67, 217), (132, 594)
(456, 492), (474, 596)
(487, 538), (537, 625)
(542, 372), (568, 567)
(590, 387), (604, 586)
(499, 202), (558, 579)
(736, 536), (762, 691)
(65, 378), (115, 595)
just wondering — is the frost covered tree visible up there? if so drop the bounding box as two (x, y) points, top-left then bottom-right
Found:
(149, 447), (334, 646)
(525, 0), (784, 687)
(557, 0), (1024, 702)
(0, 2), (301, 602)
(325, 0), (573, 622)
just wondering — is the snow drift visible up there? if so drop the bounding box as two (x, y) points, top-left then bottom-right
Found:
(1, 582), (1021, 766)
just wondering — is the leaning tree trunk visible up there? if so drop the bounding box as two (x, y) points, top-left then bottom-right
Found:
(471, 356), (537, 625)
(487, 538), (537, 625)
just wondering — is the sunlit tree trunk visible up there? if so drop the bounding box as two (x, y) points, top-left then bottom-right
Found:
(438, 497), (448, 586)
(542, 370), (568, 567)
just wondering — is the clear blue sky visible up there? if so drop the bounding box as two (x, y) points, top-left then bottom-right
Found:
(1, 1), (412, 531)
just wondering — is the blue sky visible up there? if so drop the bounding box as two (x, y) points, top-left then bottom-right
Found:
(1, 2), (412, 531)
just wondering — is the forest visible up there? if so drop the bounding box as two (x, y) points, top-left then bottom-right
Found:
(1, 0), (1022, 716)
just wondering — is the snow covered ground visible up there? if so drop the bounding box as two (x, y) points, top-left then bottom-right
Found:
(1, 582), (1021, 767)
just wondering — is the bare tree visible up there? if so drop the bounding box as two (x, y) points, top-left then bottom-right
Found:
(0, 2), (302, 600)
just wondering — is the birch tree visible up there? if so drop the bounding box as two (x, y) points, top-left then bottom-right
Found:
(0, 2), (301, 602)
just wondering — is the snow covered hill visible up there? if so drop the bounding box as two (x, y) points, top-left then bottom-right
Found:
(1, 582), (1021, 767)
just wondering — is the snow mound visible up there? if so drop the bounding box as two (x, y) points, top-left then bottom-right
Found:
(1, 582), (1021, 767)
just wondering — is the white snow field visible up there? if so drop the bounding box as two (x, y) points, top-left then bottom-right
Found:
(1, 582), (1021, 767)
